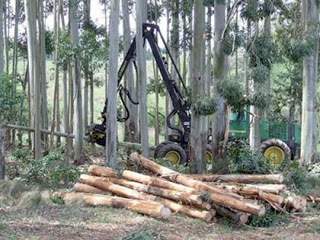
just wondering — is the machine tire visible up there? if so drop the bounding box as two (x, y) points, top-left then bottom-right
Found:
(260, 138), (291, 167)
(154, 142), (187, 165)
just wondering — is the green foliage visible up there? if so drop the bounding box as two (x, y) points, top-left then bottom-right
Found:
(249, 92), (269, 110)
(251, 64), (270, 84)
(282, 161), (320, 195)
(45, 31), (55, 55)
(0, 74), (25, 123)
(18, 149), (80, 189)
(148, 106), (165, 129)
(147, 78), (165, 96)
(192, 95), (217, 116)
(217, 79), (246, 112)
(57, 31), (74, 66)
(226, 139), (272, 174)
(283, 40), (312, 63)
(248, 209), (289, 227)
(79, 23), (105, 75)
(250, 35), (275, 69)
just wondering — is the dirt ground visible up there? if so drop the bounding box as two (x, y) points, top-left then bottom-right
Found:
(1, 204), (320, 240)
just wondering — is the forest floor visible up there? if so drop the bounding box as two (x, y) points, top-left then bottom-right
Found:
(1, 204), (320, 240)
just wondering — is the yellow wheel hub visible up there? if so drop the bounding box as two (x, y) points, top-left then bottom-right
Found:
(205, 150), (214, 164)
(165, 151), (181, 165)
(264, 146), (285, 167)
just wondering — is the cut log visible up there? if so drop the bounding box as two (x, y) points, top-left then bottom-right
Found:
(284, 195), (307, 212)
(80, 174), (214, 221)
(130, 153), (265, 216)
(56, 192), (171, 219)
(212, 204), (249, 225)
(106, 177), (212, 210)
(211, 183), (286, 194)
(89, 165), (196, 193)
(217, 184), (285, 207)
(187, 174), (284, 184)
(79, 174), (153, 200)
(73, 183), (107, 195)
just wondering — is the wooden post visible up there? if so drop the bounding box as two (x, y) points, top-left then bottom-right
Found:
(0, 125), (5, 179)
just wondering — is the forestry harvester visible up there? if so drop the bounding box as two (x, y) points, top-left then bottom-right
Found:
(87, 23), (297, 167)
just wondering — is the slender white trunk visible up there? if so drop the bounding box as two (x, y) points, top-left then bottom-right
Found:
(136, 0), (149, 156)
(300, 0), (319, 164)
(105, 0), (120, 168)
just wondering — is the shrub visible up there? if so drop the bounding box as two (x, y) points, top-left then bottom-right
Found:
(248, 208), (289, 227)
(226, 139), (272, 174)
(20, 149), (80, 189)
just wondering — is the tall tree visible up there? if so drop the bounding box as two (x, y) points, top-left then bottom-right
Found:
(123, 0), (139, 143)
(136, 0), (149, 156)
(105, 0), (120, 168)
(211, 0), (227, 164)
(0, 0), (4, 73)
(300, 0), (319, 164)
(190, 0), (206, 173)
(25, 0), (41, 159)
(70, 0), (84, 162)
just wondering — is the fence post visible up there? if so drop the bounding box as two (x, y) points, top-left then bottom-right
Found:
(0, 125), (5, 179)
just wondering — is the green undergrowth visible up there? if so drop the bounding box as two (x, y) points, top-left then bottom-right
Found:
(11, 147), (80, 189)
(248, 208), (289, 228)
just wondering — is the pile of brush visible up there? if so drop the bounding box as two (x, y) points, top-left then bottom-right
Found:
(55, 153), (307, 224)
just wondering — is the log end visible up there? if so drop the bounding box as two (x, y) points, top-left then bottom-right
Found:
(160, 206), (172, 219)
(257, 206), (266, 217)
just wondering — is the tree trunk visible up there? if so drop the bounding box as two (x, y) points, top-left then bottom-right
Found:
(136, 0), (149, 156)
(25, 0), (42, 159)
(0, 0), (4, 73)
(189, 0), (206, 173)
(73, 182), (106, 194)
(105, 0), (120, 168)
(122, 0), (138, 143)
(211, 1), (227, 166)
(300, 0), (319, 164)
(70, 0), (84, 163)
(0, 126), (5, 179)
(39, 0), (49, 149)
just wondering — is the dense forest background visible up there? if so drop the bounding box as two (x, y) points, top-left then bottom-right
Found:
(0, 0), (319, 176)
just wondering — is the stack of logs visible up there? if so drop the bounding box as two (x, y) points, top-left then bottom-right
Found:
(56, 152), (307, 224)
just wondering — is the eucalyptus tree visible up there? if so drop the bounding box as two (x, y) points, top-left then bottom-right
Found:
(300, 0), (319, 164)
(24, 0), (41, 159)
(136, 0), (149, 156)
(105, 0), (120, 168)
(69, 0), (84, 162)
(190, 0), (206, 173)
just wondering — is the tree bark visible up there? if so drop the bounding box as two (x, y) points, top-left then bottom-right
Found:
(136, 0), (149, 156)
(122, 0), (138, 143)
(0, 126), (5, 179)
(130, 153), (265, 216)
(0, 0), (4, 73)
(186, 174), (284, 184)
(73, 182), (106, 194)
(88, 164), (196, 193)
(58, 192), (172, 219)
(212, 0), (227, 165)
(189, 0), (206, 173)
(300, 0), (319, 164)
(70, 0), (84, 163)
(105, 0), (120, 168)
(25, 0), (42, 159)
(106, 177), (212, 210)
